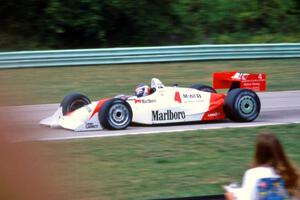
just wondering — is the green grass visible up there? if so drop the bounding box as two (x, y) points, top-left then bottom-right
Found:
(1, 59), (300, 199)
(34, 124), (300, 200)
(0, 59), (300, 106)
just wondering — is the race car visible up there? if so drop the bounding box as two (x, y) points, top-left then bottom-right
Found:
(40, 72), (266, 131)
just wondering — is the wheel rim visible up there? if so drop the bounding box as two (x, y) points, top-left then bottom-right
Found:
(238, 95), (256, 115)
(69, 99), (88, 112)
(108, 103), (130, 127)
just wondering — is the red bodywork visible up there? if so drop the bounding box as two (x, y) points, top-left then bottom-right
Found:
(89, 98), (111, 120)
(201, 71), (267, 121)
(202, 93), (226, 121)
(213, 72), (267, 92)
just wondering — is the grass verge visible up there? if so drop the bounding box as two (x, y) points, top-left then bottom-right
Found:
(0, 59), (300, 106)
(33, 124), (300, 200)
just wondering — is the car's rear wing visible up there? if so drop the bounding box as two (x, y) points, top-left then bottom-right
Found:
(213, 72), (267, 91)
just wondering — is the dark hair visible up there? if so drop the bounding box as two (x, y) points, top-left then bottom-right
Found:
(253, 133), (300, 196)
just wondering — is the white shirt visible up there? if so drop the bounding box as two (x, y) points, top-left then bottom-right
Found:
(230, 166), (280, 200)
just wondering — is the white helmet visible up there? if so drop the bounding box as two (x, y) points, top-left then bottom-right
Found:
(135, 84), (150, 97)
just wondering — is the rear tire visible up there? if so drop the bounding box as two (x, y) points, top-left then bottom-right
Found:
(190, 84), (217, 93)
(60, 93), (91, 115)
(224, 88), (260, 122)
(99, 99), (132, 130)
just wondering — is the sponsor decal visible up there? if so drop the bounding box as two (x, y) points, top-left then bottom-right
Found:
(152, 110), (186, 121)
(85, 122), (98, 129)
(183, 93), (202, 99)
(231, 72), (249, 80)
(207, 112), (221, 117)
(174, 91), (182, 103)
(135, 99), (156, 104)
(181, 93), (204, 103)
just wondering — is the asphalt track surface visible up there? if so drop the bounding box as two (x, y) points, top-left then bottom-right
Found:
(1, 90), (300, 142)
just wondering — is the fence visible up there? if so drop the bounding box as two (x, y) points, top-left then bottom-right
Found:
(0, 43), (300, 69)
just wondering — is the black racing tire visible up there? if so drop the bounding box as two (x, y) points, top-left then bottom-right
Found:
(224, 88), (260, 122)
(190, 84), (217, 93)
(99, 98), (132, 130)
(60, 93), (91, 115)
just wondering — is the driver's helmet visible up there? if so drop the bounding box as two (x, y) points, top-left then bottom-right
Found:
(135, 84), (150, 97)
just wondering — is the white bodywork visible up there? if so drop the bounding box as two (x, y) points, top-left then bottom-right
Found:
(40, 78), (223, 131)
(127, 78), (212, 124)
(40, 101), (104, 131)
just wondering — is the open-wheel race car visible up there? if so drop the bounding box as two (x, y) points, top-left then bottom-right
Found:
(40, 72), (266, 131)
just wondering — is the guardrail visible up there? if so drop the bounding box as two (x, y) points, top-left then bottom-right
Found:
(0, 43), (300, 69)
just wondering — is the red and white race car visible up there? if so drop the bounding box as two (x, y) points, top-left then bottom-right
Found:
(40, 72), (266, 131)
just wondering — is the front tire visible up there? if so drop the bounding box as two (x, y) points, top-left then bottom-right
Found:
(224, 88), (260, 122)
(60, 93), (91, 115)
(99, 99), (132, 130)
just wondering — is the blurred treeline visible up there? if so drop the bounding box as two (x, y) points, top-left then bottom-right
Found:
(1, 0), (300, 50)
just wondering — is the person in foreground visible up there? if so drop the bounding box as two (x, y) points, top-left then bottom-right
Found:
(224, 133), (300, 200)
